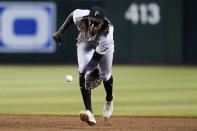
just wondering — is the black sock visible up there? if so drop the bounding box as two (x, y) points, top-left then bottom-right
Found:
(79, 73), (92, 112)
(103, 76), (113, 102)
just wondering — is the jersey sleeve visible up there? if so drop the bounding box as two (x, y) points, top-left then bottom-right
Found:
(73, 9), (90, 26)
(96, 26), (114, 55)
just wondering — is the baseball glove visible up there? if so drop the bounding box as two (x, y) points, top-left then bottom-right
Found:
(85, 68), (102, 90)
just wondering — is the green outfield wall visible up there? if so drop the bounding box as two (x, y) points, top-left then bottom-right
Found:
(104, 0), (183, 64)
(0, 0), (193, 64)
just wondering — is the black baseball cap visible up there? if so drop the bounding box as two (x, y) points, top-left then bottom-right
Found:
(88, 6), (106, 23)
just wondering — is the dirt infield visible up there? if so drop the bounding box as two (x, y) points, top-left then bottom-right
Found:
(0, 115), (197, 131)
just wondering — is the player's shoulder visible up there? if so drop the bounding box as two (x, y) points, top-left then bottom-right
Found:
(73, 9), (90, 18)
(73, 9), (90, 25)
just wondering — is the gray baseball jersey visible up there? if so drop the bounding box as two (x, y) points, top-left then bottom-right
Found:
(73, 9), (114, 81)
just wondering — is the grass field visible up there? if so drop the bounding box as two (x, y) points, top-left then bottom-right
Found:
(0, 65), (197, 117)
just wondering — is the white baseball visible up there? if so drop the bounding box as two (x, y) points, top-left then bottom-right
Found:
(65, 75), (73, 82)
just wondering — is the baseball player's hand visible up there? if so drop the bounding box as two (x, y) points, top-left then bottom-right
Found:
(85, 70), (92, 81)
(53, 31), (62, 46)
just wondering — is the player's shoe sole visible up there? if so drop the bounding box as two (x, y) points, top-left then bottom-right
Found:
(80, 111), (96, 126)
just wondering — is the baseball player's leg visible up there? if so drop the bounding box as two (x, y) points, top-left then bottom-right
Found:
(99, 48), (114, 102)
(77, 42), (95, 73)
(77, 42), (94, 112)
(79, 73), (92, 111)
(98, 48), (114, 119)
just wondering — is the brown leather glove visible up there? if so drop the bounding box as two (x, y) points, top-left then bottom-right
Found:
(85, 69), (102, 90)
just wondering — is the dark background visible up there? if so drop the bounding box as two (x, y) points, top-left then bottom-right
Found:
(184, 0), (197, 64)
(0, 0), (196, 65)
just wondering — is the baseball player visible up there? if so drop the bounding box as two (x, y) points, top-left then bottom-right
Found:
(53, 6), (114, 126)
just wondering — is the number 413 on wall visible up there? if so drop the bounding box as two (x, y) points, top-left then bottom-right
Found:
(125, 3), (161, 25)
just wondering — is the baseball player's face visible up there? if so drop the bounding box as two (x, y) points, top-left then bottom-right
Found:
(88, 20), (103, 35)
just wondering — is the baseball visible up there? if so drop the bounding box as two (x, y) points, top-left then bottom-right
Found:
(65, 75), (73, 82)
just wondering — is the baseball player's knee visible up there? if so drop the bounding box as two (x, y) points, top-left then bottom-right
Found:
(100, 72), (112, 81)
(78, 66), (86, 74)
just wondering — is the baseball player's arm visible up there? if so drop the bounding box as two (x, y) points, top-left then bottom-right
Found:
(58, 11), (74, 33)
(85, 51), (104, 72)
(84, 51), (103, 86)
(86, 37), (113, 71)
(53, 11), (74, 44)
